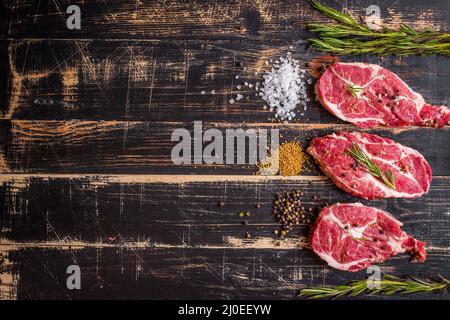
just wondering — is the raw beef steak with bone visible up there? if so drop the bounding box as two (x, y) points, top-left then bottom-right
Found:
(307, 132), (432, 200)
(316, 62), (450, 128)
(311, 203), (426, 272)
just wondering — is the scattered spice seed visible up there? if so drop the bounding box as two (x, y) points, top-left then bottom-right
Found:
(272, 189), (315, 236)
(279, 141), (307, 176)
(218, 201), (224, 208)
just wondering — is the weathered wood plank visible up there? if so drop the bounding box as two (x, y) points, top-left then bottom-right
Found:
(1, 39), (448, 121)
(0, 120), (449, 175)
(2, 175), (448, 300)
(1, 0), (450, 301)
(1, 176), (449, 248)
(1, 247), (448, 300)
(2, 0), (449, 40)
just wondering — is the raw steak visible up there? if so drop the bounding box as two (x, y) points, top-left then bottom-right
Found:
(316, 62), (450, 128)
(307, 132), (432, 200)
(311, 203), (426, 272)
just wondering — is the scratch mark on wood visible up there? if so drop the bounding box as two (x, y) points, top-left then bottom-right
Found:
(4, 44), (48, 119)
(5, 237), (447, 252)
(0, 238), (152, 252)
(0, 252), (19, 300)
(1, 173), (450, 186)
(225, 235), (309, 249)
(0, 174), (329, 185)
(148, 58), (157, 112)
(0, 147), (10, 173)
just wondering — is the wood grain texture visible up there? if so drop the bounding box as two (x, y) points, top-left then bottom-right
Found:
(1, 176), (449, 247)
(2, 247), (449, 300)
(1, 177), (449, 299)
(0, 120), (449, 174)
(1, 40), (448, 121)
(1, 0), (450, 300)
(2, 0), (449, 40)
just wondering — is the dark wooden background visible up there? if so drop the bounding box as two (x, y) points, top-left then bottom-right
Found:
(0, 0), (449, 300)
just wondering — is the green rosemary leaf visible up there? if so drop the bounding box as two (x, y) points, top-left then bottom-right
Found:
(309, 38), (344, 52)
(299, 275), (450, 299)
(384, 170), (395, 187)
(308, 0), (450, 56)
(347, 143), (396, 189)
(400, 24), (419, 36)
(309, 0), (368, 31)
(345, 83), (363, 97)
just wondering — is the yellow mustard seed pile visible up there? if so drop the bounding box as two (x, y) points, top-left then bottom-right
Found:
(279, 141), (307, 176)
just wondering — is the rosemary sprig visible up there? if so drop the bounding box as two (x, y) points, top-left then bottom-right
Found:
(309, 0), (366, 30)
(299, 275), (450, 299)
(345, 83), (363, 97)
(347, 143), (396, 189)
(309, 0), (450, 56)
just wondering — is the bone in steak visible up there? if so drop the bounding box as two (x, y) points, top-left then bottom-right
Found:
(316, 62), (450, 128)
(311, 203), (426, 272)
(307, 132), (432, 200)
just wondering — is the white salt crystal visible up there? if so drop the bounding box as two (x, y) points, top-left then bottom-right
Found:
(201, 91), (206, 95)
(258, 54), (309, 121)
(211, 90), (216, 94)
(236, 94), (243, 101)
(229, 99), (235, 104)
(236, 85), (242, 90)
(235, 75), (239, 79)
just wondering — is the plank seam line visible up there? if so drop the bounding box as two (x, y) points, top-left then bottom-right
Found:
(0, 174), (450, 183)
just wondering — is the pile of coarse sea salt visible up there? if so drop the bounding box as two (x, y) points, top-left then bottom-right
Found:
(259, 54), (309, 121)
